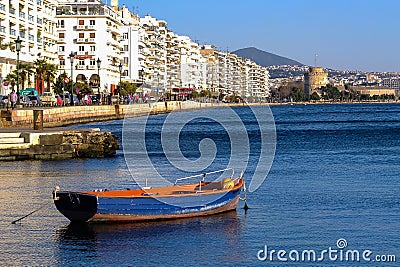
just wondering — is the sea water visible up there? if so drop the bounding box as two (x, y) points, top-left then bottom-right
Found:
(0, 104), (398, 266)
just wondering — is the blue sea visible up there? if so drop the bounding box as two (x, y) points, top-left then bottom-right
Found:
(0, 104), (398, 266)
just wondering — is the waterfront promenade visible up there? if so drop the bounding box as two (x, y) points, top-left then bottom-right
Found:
(0, 101), (252, 129)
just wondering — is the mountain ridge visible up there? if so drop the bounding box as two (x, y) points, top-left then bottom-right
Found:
(232, 47), (303, 67)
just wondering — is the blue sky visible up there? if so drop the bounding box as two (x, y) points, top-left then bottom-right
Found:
(118, 0), (400, 72)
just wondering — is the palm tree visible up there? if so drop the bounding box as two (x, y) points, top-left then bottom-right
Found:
(19, 63), (34, 91)
(4, 72), (18, 91)
(34, 59), (58, 94)
(44, 63), (57, 93)
(33, 59), (47, 94)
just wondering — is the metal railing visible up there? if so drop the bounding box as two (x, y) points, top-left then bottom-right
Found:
(174, 168), (235, 185)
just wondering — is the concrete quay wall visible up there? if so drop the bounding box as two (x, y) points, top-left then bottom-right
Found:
(0, 101), (223, 128)
(0, 129), (119, 161)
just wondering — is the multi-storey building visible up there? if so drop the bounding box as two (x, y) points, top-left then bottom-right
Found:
(165, 30), (181, 90)
(200, 45), (219, 96)
(381, 77), (400, 95)
(0, 0), (58, 95)
(1, 0), (270, 100)
(139, 14), (167, 94)
(55, 0), (127, 94)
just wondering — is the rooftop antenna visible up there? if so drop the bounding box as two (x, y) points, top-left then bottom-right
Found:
(314, 53), (318, 67)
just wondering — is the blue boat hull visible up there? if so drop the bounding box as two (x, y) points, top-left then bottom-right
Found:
(53, 187), (242, 223)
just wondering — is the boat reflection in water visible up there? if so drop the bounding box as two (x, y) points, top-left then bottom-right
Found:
(55, 211), (245, 266)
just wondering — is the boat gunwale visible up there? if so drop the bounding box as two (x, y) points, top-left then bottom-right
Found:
(62, 178), (244, 199)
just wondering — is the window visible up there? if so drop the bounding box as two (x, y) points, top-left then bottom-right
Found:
(79, 20), (84, 25)
(90, 20), (95, 25)
(59, 33), (64, 38)
(123, 32), (128, 39)
(79, 60), (85, 66)
(89, 32), (95, 38)
(124, 57), (128, 64)
(124, 45), (128, 51)
(59, 46), (65, 52)
(58, 20), (64, 28)
(90, 46), (95, 51)
(90, 59), (95, 66)
(79, 46), (84, 51)
(59, 59), (65, 66)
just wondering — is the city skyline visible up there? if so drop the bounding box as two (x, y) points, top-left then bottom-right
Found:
(120, 0), (400, 72)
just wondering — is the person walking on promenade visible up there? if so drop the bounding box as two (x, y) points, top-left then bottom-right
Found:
(10, 89), (17, 110)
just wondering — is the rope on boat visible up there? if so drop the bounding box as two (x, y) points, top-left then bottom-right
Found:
(11, 202), (50, 224)
(238, 171), (249, 211)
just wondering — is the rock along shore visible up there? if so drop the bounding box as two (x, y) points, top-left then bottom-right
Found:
(0, 129), (119, 161)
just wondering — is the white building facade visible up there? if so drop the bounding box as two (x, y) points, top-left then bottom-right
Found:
(0, 0), (58, 95)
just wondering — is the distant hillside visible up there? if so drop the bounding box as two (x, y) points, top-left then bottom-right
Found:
(232, 47), (303, 66)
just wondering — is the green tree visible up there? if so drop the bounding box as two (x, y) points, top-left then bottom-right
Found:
(73, 82), (91, 95)
(19, 63), (34, 90)
(290, 87), (307, 102)
(189, 91), (200, 99)
(310, 92), (321, 101)
(200, 89), (211, 98)
(33, 59), (47, 93)
(44, 63), (57, 92)
(120, 81), (136, 95)
(53, 72), (69, 95)
(4, 72), (17, 90)
(321, 84), (341, 101)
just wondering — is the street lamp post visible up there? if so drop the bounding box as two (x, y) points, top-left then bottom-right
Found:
(15, 36), (22, 105)
(118, 62), (122, 100)
(96, 58), (101, 95)
(69, 51), (75, 106)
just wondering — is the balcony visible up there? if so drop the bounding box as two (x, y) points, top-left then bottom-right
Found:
(74, 38), (85, 43)
(87, 65), (96, 70)
(76, 65), (85, 70)
(75, 25), (85, 30)
(57, 38), (65, 43)
(77, 51), (86, 55)
(86, 25), (96, 30)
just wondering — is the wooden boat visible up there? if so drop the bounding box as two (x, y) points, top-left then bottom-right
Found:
(53, 169), (245, 223)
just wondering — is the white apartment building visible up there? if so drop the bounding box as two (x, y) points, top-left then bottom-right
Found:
(166, 30), (181, 89)
(55, 0), (127, 94)
(178, 35), (206, 90)
(0, 0), (58, 95)
(140, 14), (167, 94)
(1, 0), (270, 100)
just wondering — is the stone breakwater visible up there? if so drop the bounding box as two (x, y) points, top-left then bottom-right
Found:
(0, 129), (119, 161)
(0, 101), (230, 128)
